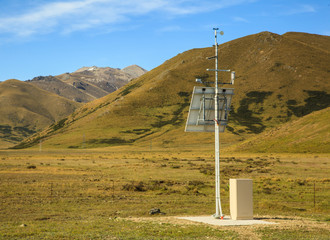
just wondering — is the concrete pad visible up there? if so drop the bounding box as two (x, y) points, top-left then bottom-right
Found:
(177, 216), (276, 226)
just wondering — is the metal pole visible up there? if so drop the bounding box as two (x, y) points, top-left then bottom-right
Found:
(213, 28), (223, 219)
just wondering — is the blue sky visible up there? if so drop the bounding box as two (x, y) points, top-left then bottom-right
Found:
(0, 0), (329, 81)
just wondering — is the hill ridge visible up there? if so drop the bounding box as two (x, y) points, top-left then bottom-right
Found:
(283, 32), (330, 54)
(13, 31), (330, 151)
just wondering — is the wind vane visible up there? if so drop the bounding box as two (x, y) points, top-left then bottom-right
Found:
(185, 28), (235, 219)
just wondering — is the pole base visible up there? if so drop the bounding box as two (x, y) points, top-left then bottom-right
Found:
(213, 214), (223, 219)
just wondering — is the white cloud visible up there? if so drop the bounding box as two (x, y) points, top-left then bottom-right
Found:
(0, 0), (254, 37)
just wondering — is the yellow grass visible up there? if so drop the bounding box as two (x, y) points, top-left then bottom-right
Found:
(0, 147), (329, 239)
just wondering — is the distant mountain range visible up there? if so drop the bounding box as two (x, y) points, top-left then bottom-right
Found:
(14, 31), (330, 153)
(0, 65), (147, 148)
(27, 65), (147, 103)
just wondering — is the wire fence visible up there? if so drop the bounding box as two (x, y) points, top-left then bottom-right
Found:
(1, 179), (329, 215)
(253, 180), (330, 213)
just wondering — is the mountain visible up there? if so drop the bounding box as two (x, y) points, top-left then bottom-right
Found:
(0, 65), (147, 148)
(0, 79), (81, 148)
(228, 107), (330, 153)
(27, 75), (94, 103)
(15, 32), (330, 152)
(27, 65), (147, 103)
(122, 65), (149, 79)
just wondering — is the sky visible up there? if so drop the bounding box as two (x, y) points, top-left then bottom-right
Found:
(0, 0), (329, 81)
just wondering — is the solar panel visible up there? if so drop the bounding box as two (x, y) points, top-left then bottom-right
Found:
(185, 86), (234, 132)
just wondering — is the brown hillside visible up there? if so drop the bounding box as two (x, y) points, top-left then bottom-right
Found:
(283, 32), (330, 53)
(0, 79), (81, 148)
(29, 65), (148, 103)
(28, 75), (95, 102)
(16, 31), (330, 151)
(122, 65), (148, 79)
(228, 107), (330, 153)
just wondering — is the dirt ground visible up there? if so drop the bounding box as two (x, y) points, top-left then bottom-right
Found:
(129, 215), (329, 240)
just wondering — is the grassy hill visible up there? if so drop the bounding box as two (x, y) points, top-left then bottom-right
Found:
(15, 31), (330, 151)
(228, 107), (330, 153)
(0, 65), (147, 148)
(0, 79), (81, 148)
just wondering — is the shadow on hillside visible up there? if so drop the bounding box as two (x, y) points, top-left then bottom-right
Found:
(287, 90), (330, 117)
(230, 91), (273, 134)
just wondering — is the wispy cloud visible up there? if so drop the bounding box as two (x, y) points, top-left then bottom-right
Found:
(157, 25), (182, 33)
(233, 16), (249, 23)
(0, 0), (254, 38)
(283, 4), (316, 15)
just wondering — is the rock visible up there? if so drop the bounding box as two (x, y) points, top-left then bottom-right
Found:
(149, 208), (165, 215)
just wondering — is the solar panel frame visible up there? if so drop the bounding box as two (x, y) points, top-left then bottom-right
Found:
(185, 86), (234, 132)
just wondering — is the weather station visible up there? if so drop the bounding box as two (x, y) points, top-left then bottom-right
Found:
(185, 28), (235, 219)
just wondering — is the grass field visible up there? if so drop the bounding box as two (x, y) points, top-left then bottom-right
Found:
(0, 147), (329, 239)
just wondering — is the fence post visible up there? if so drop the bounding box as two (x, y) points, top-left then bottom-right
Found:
(314, 182), (316, 210)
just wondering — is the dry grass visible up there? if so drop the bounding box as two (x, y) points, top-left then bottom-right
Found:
(230, 107), (330, 153)
(0, 148), (329, 239)
(0, 80), (81, 148)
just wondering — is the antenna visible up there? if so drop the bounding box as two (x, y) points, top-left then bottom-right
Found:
(185, 28), (235, 219)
